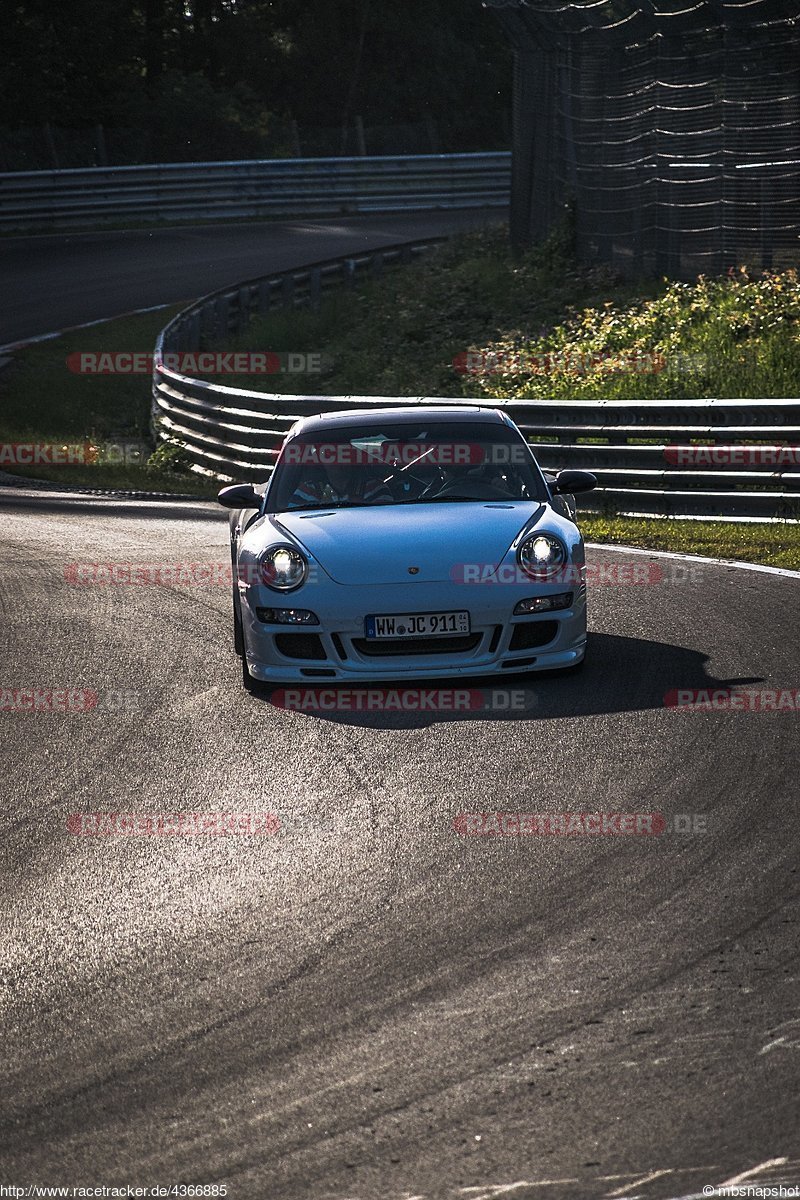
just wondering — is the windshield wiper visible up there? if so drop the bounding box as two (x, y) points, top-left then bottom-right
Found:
(405, 493), (510, 503)
(430, 494), (500, 502)
(281, 499), (390, 512)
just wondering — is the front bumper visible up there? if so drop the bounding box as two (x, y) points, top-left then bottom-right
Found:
(239, 578), (587, 683)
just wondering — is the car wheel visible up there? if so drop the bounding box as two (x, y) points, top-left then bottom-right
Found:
(233, 588), (244, 657)
(242, 654), (263, 695)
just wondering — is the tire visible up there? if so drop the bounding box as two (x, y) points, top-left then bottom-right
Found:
(233, 588), (244, 657)
(242, 654), (261, 693)
(235, 596), (270, 696)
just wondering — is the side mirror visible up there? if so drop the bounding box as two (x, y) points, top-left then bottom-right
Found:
(551, 469), (597, 496)
(217, 483), (260, 509)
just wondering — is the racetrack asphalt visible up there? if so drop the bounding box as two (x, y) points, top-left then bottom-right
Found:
(1, 484), (798, 1199)
(0, 210), (501, 347)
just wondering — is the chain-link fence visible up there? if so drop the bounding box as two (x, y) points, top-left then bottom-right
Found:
(487, 0), (800, 277)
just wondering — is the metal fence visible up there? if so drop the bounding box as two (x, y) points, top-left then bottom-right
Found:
(0, 152), (511, 232)
(487, 0), (800, 277)
(152, 242), (800, 519)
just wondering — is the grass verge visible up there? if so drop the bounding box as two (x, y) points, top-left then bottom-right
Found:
(219, 223), (800, 400)
(0, 304), (216, 495)
(578, 515), (800, 571)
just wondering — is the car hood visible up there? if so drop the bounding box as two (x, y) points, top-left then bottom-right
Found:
(269, 502), (546, 585)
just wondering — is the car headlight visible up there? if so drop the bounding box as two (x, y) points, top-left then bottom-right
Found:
(517, 533), (568, 579)
(260, 545), (308, 591)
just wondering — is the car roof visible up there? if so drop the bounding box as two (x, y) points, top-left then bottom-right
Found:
(286, 405), (509, 438)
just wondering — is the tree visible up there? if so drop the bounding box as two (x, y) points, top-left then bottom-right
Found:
(0, 0), (511, 164)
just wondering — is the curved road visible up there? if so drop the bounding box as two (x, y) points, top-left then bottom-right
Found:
(0, 485), (798, 1198)
(0, 210), (499, 347)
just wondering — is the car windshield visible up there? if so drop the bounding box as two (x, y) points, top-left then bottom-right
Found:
(266, 420), (548, 513)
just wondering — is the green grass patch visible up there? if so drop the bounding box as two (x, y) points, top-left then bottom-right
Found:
(0, 304), (219, 493)
(0, 306), (181, 439)
(578, 515), (800, 571)
(0, 461), (219, 497)
(219, 224), (800, 401)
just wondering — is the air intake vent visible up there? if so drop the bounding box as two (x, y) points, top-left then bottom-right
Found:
(274, 633), (326, 660)
(509, 621), (558, 651)
(352, 634), (481, 657)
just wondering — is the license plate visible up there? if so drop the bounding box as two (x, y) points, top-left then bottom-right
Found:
(365, 610), (470, 639)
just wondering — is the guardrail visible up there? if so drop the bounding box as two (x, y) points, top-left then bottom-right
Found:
(152, 242), (800, 520)
(0, 152), (511, 231)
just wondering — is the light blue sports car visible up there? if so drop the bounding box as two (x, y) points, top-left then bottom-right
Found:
(217, 406), (596, 692)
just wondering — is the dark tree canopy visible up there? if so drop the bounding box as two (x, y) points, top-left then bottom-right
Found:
(1, 0), (511, 165)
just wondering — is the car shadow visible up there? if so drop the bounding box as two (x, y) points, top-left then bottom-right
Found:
(254, 632), (763, 728)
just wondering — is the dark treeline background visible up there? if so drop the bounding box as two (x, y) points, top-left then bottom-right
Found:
(1, 0), (511, 169)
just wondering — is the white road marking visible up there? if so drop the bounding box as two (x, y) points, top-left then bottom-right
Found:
(716, 1157), (789, 1187)
(759, 1035), (789, 1054)
(0, 302), (180, 355)
(605, 1168), (674, 1196)
(585, 541), (800, 580)
(459, 1183), (578, 1197)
